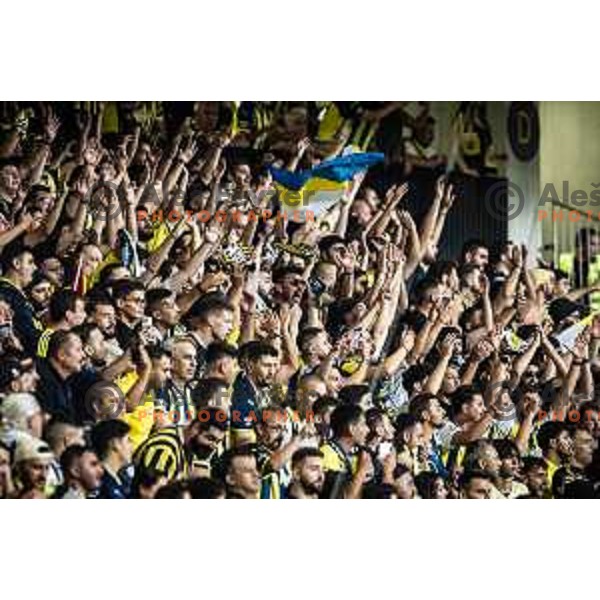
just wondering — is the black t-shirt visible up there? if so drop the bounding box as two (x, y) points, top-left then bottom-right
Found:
(115, 320), (135, 351)
(36, 361), (101, 424)
(0, 278), (42, 355)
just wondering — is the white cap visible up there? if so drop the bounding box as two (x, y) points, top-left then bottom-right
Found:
(13, 434), (54, 464)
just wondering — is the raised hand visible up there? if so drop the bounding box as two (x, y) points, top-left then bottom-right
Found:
(573, 331), (591, 361)
(44, 109), (60, 143)
(204, 219), (224, 245)
(471, 338), (495, 362)
(178, 137), (198, 165)
(397, 209), (416, 230)
(25, 212), (44, 233)
(435, 175), (446, 201)
(383, 184), (398, 208)
(83, 138), (103, 167)
(123, 181), (138, 208)
(115, 141), (130, 173)
(258, 310), (281, 338)
(522, 392), (541, 419)
(199, 271), (230, 293)
(296, 136), (311, 154)
(511, 244), (523, 269)
(440, 333), (459, 359)
(393, 182), (410, 205)
(334, 246), (357, 273)
(441, 182), (456, 211)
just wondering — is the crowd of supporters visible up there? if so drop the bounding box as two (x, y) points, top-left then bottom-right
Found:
(0, 100), (598, 500)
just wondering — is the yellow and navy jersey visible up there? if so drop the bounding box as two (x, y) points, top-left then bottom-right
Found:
(255, 443), (291, 500)
(315, 102), (379, 151)
(319, 440), (359, 499)
(319, 440), (356, 475)
(133, 426), (187, 481)
(396, 446), (429, 476)
(489, 419), (520, 441)
(231, 102), (279, 138)
(36, 327), (55, 358)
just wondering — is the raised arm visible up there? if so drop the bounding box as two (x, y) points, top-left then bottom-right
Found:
(370, 183), (409, 239)
(423, 333), (458, 395)
(417, 176), (445, 256)
(165, 220), (223, 293)
(164, 136), (197, 198)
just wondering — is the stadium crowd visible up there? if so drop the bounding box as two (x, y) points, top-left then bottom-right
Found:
(0, 100), (599, 499)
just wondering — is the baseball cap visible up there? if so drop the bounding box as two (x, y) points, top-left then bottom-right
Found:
(13, 434), (54, 465)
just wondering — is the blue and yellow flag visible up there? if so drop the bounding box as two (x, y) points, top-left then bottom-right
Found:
(270, 152), (384, 217)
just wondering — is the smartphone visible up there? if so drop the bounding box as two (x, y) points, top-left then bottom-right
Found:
(0, 323), (12, 339)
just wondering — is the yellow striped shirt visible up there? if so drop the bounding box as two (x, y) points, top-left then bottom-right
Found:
(36, 327), (55, 358)
(133, 426), (187, 481)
